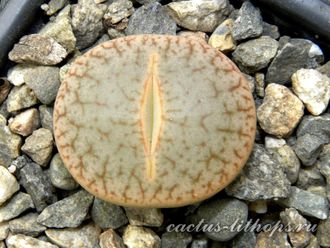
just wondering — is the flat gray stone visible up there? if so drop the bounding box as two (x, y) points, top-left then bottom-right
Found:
(39, 105), (54, 131)
(126, 2), (177, 35)
(6, 234), (58, 248)
(226, 144), (291, 201)
(161, 232), (192, 248)
(37, 190), (94, 228)
(9, 213), (46, 237)
(0, 192), (34, 222)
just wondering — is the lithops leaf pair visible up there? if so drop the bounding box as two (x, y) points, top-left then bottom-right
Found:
(54, 35), (256, 207)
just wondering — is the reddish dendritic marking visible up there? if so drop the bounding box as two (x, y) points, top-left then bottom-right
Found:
(54, 35), (256, 207)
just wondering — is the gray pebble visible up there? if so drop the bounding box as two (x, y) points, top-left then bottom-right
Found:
(266, 38), (324, 84)
(262, 22), (280, 39)
(6, 85), (38, 113)
(8, 212), (46, 237)
(37, 190), (94, 228)
(126, 2), (177, 35)
(190, 238), (208, 248)
(232, 1), (263, 41)
(6, 234), (58, 248)
(279, 186), (329, 220)
(19, 161), (57, 212)
(0, 192), (34, 222)
(41, 0), (69, 16)
(232, 36), (278, 73)
(0, 122), (22, 167)
(226, 144), (291, 201)
(316, 216), (330, 247)
(8, 34), (67, 65)
(161, 232), (192, 248)
(39, 105), (54, 131)
(296, 167), (326, 190)
(91, 198), (128, 229)
(188, 198), (248, 242)
(231, 232), (256, 248)
(124, 207), (163, 227)
(72, 0), (107, 49)
(49, 154), (78, 190)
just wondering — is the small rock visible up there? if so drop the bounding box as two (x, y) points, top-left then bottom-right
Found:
(99, 229), (125, 248)
(188, 198), (248, 241)
(6, 234), (58, 248)
(0, 222), (9, 241)
(8, 213), (46, 237)
(21, 128), (54, 166)
(0, 166), (19, 206)
(255, 73), (265, 98)
(41, 0), (68, 16)
(123, 225), (161, 248)
(279, 186), (329, 220)
(294, 114), (330, 165)
(6, 84), (38, 113)
(316, 216), (330, 247)
(191, 238), (208, 248)
(317, 60), (330, 78)
(292, 69), (330, 116)
(266, 38), (324, 84)
(232, 232), (256, 248)
(262, 22), (280, 39)
(255, 230), (291, 248)
(232, 1), (263, 41)
(126, 2), (176, 35)
(8, 34), (67, 65)
(8, 108), (40, 136)
(10, 156), (30, 177)
(306, 235), (320, 248)
(7, 65), (26, 86)
(243, 73), (256, 93)
(0, 192), (34, 222)
(318, 144), (330, 182)
(280, 208), (312, 248)
(296, 167), (325, 190)
(37, 190), (94, 228)
(0, 122), (22, 167)
(307, 185), (327, 198)
(39, 105), (54, 131)
(135, 0), (160, 4)
(166, 0), (230, 32)
(45, 222), (101, 248)
(104, 0), (134, 26)
(40, 5), (76, 54)
(72, 0), (107, 49)
(0, 78), (12, 107)
(161, 232), (192, 248)
(91, 198), (127, 229)
(124, 207), (163, 227)
(265, 137), (300, 184)
(226, 144), (291, 201)
(232, 36), (278, 74)
(257, 84), (304, 138)
(49, 154), (78, 190)
(208, 19), (236, 53)
(19, 161), (57, 212)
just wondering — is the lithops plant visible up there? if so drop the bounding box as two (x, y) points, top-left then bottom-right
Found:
(54, 35), (256, 208)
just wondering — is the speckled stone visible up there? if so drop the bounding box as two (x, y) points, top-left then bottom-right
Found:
(123, 225), (161, 248)
(0, 123), (22, 167)
(91, 198), (128, 229)
(19, 161), (57, 212)
(161, 232), (192, 248)
(226, 144), (291, 201)
(39, 105), (54, 131)
(104, 0), (134, 27)
(126, 2), (176, 35)
(232, 232), (256, 248)
(124, 207), (163, 227)
(37, 190), (94, 228)
(316, 216), (330, 247)
(40, 5), (76, 53)
(21, 128), (54, 166)
(0, 192), (34, 222)
(292, 69), (330, 116)
(6, 85), (38, 113)
(0, 166), (19, 206)
(296, 167), (325, 190)
(41, 0), (68, 16)
(279, 186), (329, 220)
(49, 154), (78, 190)
(255, 230), (291, 248)
(72, 0), (107, 49)
(8, 108), (40, 136)
(6, 234), (58, 248)
(166, 0), (230, 32)
(257, 84), (304, 138)
(8, 213), (46, 237)
(45, 222), (101, 248)
(8, 34), (67, 65)
(99, 229), (125, 248)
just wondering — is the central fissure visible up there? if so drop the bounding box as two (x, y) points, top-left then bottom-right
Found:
(141, 53), (162, 181)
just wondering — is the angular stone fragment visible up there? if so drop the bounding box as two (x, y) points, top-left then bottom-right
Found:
(208, 19), (236, 53)
(166, 0), (230, 32)
(99, 229), (125, 248)
(8, 108), (40, 136)
(0, 122), (22, 167)
(8, 34), (67, 65)
(123, 225), (161, 248)
(37, 190), (94, 228)
(8, 213), (46, 237)
(6, 85), (38, 113)
(0, 166), (19, 206)
(124, 207), (163, 227)
(257, 84), (304, 137)
(6, 234), (58, 248)
(21, 128), (54, 166)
